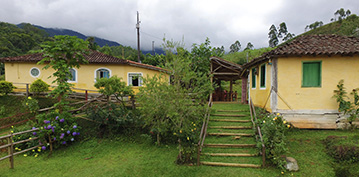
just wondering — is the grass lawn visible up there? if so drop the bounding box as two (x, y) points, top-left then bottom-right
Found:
(1, 102), (358, 176)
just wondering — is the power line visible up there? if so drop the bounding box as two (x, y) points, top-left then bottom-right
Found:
(140, 30), (163, 41)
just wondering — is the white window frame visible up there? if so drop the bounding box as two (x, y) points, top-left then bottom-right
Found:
(128, 72), (143, 86)
(67, 68), (78, 83)
(94, 68), (112, 81)
(30, 67), (40, 78)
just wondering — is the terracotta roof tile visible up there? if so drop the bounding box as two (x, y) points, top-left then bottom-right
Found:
(0, 50), (168, 72)
(243, 35), (359, 70)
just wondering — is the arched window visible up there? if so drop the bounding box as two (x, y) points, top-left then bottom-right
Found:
(68, 68), (77, 82)
(95, 68), (110, 79)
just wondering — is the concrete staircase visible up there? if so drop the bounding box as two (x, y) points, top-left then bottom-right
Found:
(200, 104), (261, 168)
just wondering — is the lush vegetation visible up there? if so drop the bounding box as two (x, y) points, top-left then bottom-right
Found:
(255, 110), (293, 170)
(0, 80), (15, 95)
(333, 80), (359, 127)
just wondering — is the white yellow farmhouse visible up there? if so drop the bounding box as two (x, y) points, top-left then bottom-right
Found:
(0, 50), (169, 94)
(242, 35), (359, 129)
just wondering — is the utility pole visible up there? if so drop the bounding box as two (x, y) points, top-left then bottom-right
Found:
(136, 11), (141, 63)
(152, 41), (155, 55)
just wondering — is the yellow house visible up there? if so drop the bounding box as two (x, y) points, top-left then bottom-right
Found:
(0, 50), (169, 94)
(242, 35), (359, 129)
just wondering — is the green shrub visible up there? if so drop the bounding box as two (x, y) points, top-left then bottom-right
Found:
(30, 79), (49, 95)
(323, 135), (359, 162)
(0, 75), (4, 81)
(85, 103), (142, 137)
(0, 80), (14, 95)
(256, 111), (293, 170)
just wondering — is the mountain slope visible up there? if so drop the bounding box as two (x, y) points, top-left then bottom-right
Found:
(302, 14), (359, 37)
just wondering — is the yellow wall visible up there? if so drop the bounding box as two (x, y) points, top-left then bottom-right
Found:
(249, 62), (272, 111)
(5, 62), (168, 94)
(277, 56), (359, 110)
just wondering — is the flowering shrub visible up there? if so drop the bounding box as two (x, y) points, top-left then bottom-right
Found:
(256, 111), (293, 170)
(23, 96), (39, 113)
(11, 126), (42, 157)
(35, 111), (80, 150)
(173, 122), (200, 164)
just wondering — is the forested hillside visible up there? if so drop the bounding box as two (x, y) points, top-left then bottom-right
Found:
(0, 22), (50, 57)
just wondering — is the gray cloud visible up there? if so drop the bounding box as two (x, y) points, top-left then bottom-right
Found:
(0, 0), (358, 51)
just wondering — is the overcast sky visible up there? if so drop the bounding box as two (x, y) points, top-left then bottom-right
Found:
(0, 0), (358, 51)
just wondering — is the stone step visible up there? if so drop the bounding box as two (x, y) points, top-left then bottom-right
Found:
(216, 110), (248, 112)
(204, 143), (256, 148)
(209, 126), (252, 129)
(208, 133), (253, 137)
(202, 153), (258, 157)
(211, 114), (247, 117)
(201, 161), (261, 168)
(211, 119), (251, 123)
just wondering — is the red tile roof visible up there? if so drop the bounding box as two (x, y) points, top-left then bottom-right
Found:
(0, 50), (168, 72)
(243, 35), (359, 69)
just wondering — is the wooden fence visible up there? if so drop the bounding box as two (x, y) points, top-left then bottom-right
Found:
(249, 98), (266, 167)
(197, 94), (213, 165)
(0, 128), (39, 169)
(12, 82), (101, 101)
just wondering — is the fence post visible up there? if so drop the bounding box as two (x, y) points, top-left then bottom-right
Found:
(7, 133), (14, 169)
(26, 84), (29, 97)
(85, 90), (88, 101)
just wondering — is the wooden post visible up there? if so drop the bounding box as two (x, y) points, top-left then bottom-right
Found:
(8, 133), (14, 169)
(229, 80), (233, 102)
(26, 84), (29, 97)
(85, 90), (88, 101)
(241, 77), (248, 104)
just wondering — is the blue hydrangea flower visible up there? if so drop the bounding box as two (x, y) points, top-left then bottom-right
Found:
(32, 127), (36, 130)
(33, 132), (37, 136)
(60, 119), (65, 123)
(71, 138), (74, 141)
(77, 132), (80, 136)
(62, 141), (66, 145)
(44, 120), (51, 124)
(73, 125), (77, 129)
(55, 116), (59, 120)
(51, 127), (55, 133)
(72, 132), (77, 136)
(47, 125), (52, 129)
(41, 146), (46, 150)
(53, 137), (56, 141)
(67, 130), (70, 134)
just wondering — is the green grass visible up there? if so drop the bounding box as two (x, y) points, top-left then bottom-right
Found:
(2, 102), (359, 176)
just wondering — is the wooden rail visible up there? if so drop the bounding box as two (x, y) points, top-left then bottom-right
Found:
(197, 94), (213, 166)
(0, 128), (40, 169)
(249, 98), (266, 167)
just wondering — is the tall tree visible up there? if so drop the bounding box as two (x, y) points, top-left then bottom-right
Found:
(229, 40), (241, 53)
(268, 24), (279, 47)
(244, 42), (254, 50)
(278, 22), (288, 38)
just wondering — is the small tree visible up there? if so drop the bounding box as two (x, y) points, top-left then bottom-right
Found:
(37, 35), (89, 111)
(94, 76), (134, 105)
